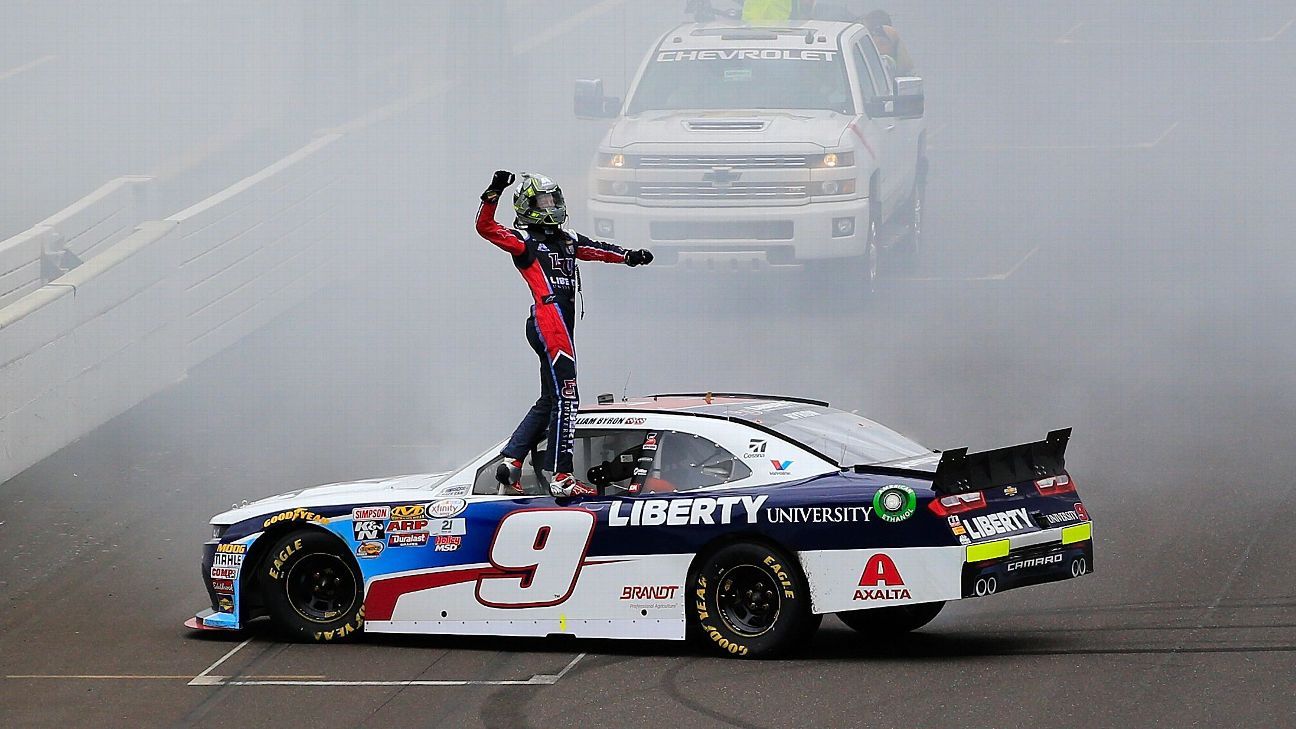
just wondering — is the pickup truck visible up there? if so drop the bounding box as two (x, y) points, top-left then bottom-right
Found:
(575, 20), (926, 295)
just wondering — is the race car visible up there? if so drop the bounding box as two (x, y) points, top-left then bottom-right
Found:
(188, 394), (1093, 658)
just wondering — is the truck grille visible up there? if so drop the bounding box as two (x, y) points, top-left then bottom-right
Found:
(638, 182), (808, 200)
(650, 221), (794, 241)
(684, 119), (768, 131)
(636, 155), (810, 169)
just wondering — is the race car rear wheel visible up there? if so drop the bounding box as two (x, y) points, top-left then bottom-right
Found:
(836, 600), (945, 635)
(258, 530), (365, 643)
(688, 542), (819, 658)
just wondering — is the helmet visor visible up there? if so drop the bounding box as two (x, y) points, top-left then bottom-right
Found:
(533, 191), (563, 209)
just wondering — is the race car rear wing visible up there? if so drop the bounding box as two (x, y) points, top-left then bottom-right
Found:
(930, 428), (1071, 495)
(850, 428), (1072, 496)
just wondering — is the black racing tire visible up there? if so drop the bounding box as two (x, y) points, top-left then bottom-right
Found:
(836, 600), (945, 635)
(688, 542), (820, 658)
(258, 529), (365, 643)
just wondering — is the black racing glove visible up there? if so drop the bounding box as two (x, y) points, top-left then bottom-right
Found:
(625, 249), (654, 267)
(481, 170), (515, 203)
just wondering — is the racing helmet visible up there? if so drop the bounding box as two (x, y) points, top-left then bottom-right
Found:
(513, 173), (568, 227)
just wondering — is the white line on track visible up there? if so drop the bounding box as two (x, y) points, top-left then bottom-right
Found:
(6, 674), (324, 681)
(0, 54), (57, 82)
(932, 121), (1178, 153)
(187, 637), (252, 686)
(208, 652), (588, 687)
(1054, 21), (1086, 44)
(893, 244), (1039, 283)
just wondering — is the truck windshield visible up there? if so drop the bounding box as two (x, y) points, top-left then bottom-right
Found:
(627, 48), (852, 114)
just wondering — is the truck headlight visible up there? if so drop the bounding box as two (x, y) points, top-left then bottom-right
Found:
(817, 152), (854, 168)
(598, 153), (628, 168)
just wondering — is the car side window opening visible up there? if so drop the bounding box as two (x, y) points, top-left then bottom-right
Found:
(473, 430), (649, 496)
(640, 431), (751, 494)
(858, 37), (892, 98)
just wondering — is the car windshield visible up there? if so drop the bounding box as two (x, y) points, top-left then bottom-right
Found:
(627, 48), (852, 114)
(765, 409), (928, 466)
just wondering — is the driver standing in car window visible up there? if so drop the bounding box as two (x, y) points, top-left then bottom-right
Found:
(476, 171), (654, 498)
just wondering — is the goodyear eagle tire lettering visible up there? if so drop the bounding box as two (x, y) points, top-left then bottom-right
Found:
(687, 542), (820, 659)
(259, 530), (364, 643)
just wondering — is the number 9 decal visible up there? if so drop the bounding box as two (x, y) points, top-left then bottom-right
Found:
(476, 509), (596, 608)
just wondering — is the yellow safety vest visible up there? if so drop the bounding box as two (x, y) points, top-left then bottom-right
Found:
(742, 0), (794, 22)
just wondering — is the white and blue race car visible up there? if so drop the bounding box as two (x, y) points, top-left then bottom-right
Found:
(188, 394), (1093, 658)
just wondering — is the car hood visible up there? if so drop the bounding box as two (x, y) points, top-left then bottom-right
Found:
(607, 110), (851, 151)
(211, 471), (457, 526)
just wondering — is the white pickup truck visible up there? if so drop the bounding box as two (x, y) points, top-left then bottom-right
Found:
(575, 20), (926, 293)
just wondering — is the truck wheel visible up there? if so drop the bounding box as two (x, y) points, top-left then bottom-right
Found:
(688, 542), (820, 658)
(860, 217), (879, 298)
(836, 600), (944, 635)
(259, 530), (365, 643)
(895, 175), (925, 271)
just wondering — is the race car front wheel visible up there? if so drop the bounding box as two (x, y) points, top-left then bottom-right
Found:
(836, 600), (944, 635)
(688, 542), (819, 658)
(258, 530), (365, 643)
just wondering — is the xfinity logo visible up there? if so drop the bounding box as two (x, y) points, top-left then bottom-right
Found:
(608, 495), (768, 527)
(963, 508), (1033, 540)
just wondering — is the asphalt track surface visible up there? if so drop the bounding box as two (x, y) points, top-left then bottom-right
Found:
(3, 2), (1296, 727)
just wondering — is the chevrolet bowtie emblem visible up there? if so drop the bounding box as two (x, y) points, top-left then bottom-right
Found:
(702, 167), (741, 187)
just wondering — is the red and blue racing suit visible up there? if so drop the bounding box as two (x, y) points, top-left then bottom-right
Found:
(475, 199), (628, 475)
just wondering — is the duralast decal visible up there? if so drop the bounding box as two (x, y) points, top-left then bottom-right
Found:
(262, 508), (330, 529)
(608, 494), (769, 526)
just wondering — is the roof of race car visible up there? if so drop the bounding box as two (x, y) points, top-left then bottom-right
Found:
(584, 393), (823, 415)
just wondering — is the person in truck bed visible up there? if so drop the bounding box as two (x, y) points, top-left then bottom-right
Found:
(476, 170), (653, 498)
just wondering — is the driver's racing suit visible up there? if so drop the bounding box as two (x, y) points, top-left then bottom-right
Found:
(475, 199), (629, 476)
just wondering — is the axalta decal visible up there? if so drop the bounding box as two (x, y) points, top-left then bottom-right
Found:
(963, 508), (1034, 540)
(262, 508), (330, 529)
(656, 49), (838, 62)
(854, 554), (911, 601)
(608, 494), (768, 527)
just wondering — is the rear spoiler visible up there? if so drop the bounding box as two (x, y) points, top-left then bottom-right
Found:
(931, 428), (1072, 495)
(846, 428), (1072, 495)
